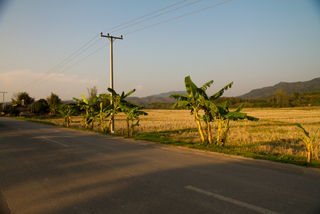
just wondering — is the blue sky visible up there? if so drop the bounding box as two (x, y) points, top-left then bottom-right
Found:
(1, 0), (320, 102)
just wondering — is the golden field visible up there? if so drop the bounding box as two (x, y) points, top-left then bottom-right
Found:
(47, 107), (320, 159)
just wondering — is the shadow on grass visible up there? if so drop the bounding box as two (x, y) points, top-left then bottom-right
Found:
(133, 130), (320, 168)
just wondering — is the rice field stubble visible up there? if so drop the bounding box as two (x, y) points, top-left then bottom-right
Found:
(33, 107), (320, 166)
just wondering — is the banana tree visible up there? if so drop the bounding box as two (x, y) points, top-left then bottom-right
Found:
(58, 104), (76, 127)
(100, 88), (136, 133)
(95, 102), (112, 132)
(198, 81), (233, 144)
(171, 76), (213, 143)
(296, 123), (319, 163)
(73, 94), (100, 129)
(120, 104), (148, 136)
(215, 101), (259, 146)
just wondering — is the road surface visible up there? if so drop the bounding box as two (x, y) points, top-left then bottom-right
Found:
(0, 117), (320, 214)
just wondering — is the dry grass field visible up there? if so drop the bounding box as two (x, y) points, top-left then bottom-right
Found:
(45, 107), (320, 160)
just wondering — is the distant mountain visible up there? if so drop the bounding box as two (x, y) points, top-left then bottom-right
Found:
(239, 77), (320, 99)
(126, 91), (186, 106)
(150, 91), (187, 97)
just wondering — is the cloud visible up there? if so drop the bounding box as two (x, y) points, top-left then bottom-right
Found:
(0, 69), (101, 101)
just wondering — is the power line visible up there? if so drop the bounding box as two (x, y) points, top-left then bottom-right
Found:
(124, 0), (232, 36)
(11, 1), (191, 93)
(107, 0), (202, 34)
(11, 0), (233, 93)
(12, 37), (103, 93)
(17, 43), (110, 91)
(101, 0), (188, 33)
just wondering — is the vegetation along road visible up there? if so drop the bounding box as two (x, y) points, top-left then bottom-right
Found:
(0, 117), (320, 214)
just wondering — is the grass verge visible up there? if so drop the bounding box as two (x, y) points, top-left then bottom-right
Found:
(133, 130), (320, 168)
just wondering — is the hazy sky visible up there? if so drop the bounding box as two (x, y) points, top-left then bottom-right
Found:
(1, 0), (320, 102)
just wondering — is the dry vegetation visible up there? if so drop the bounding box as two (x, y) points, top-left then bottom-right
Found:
(45, 107), (320, 160)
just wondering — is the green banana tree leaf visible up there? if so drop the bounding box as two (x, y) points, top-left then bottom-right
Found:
(197, 88), (209, 100)
(72, 97), (84, 104)
(296, 123), (310, 138)
(185, 76), (198, 98)
(246, 116), (259, 121)
(201, 80), (213, 91)
(90, 95), (101, 105)
(100, 93), (112, 100)
(170, 93), (188, 101)
(235, 103), (244, 112)
(210, 81), (233, 100)
(132, 119), (140, 128)
(225, 112), (247, 120)
(220, 100), (229, 111)
(123, 89), (136, 98)
(200, 100), (219, 114)
(82, 94), (88, 104)
(311, 128), (319, 143)
(171, 101), (190, 109)
(107, 88), (117, 96)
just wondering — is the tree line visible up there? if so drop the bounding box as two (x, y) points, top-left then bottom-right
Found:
(0, 87), (147, 136)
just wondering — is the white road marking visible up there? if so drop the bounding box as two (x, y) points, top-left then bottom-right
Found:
(38, 136), (69, 147)
(185, 185), (279, 214)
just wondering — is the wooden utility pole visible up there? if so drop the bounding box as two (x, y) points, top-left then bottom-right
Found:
(101, 33), (123, 134)
(0, 92), (7, 110)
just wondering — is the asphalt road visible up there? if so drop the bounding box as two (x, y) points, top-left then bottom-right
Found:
(0, 117), (320, 214)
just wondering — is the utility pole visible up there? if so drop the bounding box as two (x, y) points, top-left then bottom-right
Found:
(0, 92), (7, 111)
(101, 32), (123, 134)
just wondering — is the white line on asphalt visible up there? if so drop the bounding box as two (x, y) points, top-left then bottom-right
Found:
(39, 136), (69, 147)
(185, 185), (279, 214)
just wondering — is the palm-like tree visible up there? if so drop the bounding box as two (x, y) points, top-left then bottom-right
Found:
(59, 104), (76, 127)
(120, 105), (147, 136)
(170, 76), (213, 142)
(73, 94), (100, 129)
(100, 88), (136, 133)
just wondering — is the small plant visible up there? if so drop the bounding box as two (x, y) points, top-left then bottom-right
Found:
(96, 102), (112, 132)
(73, 94), (100, 129)
(121, 105), (148, 136)
(296, 123), (319, 163)
(59, 104), (76, 127)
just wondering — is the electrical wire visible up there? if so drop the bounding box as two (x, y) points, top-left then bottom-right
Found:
(19, 43), (110, 91)
(11, 0), (233, 93)
(12, 37), (103, 93)
(124, 0), (232, 35)
(108, 0), (202, 34)
(11, 1), (190, 92)
(101, 0), (188, 33)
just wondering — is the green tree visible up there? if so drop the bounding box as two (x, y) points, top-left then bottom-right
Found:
(198, 81), (233, 144)
(95, 102), (112, 132)
(11, 92), (34, 105)
(87, 86), (98, 103)
(214, 101), (258, 145)
(33, 99), (49, 115)
(100, 88), (136, 133)
(170, 76), (214, 142)
(46, 92), (62, 115)
(59, 104), (76, 127)
(120, 105), (148, 136)
(73, 94), (100, 129)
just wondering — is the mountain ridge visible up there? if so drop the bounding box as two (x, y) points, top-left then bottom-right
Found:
(126, 77), (320, 106)
(239, 77), (320, 99)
